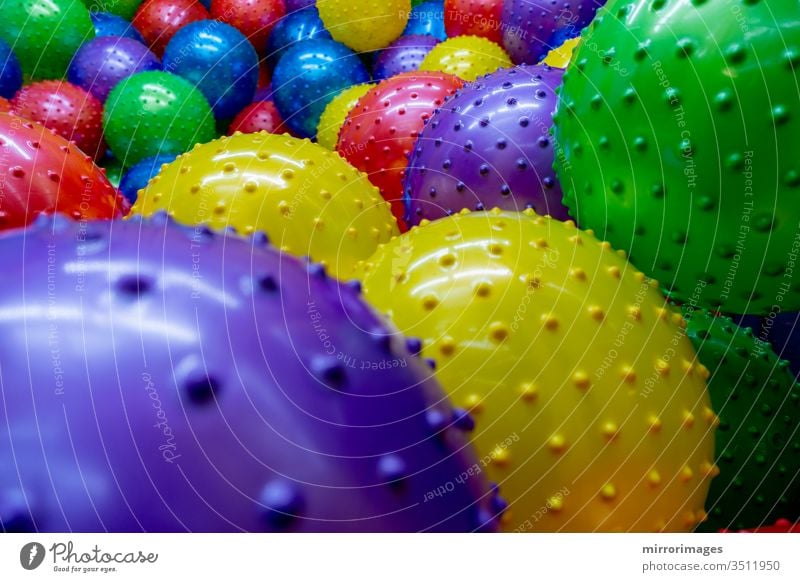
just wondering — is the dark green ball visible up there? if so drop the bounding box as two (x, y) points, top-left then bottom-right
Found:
(684, 307), (800, 531)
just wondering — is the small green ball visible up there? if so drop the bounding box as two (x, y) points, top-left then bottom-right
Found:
(684, 307), (800, 531)
(103, 71), (217, 166)
(0, 0), (95, 80)
(81, 0), (143, 21)
(555, 0), (800, 314)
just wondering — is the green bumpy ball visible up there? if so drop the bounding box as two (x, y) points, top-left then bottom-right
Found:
(103, 71), (217, 166)
(684, 308), (800, 532)
(554, 0), (800, 315)
(0, 0), (95, 80)
(81, 0), (143, 21)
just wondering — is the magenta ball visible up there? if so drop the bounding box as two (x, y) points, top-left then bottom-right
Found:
(404, 65), (568, 225)
(373, 34), (440, 81)
(68, 36), (161, 102)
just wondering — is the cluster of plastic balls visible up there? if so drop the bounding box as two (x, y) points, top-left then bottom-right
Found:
(0, 0), (797, 534)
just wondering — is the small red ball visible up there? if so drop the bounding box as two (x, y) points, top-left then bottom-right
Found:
(133, 0), (210, 57)
(211, 0), (286, 55)
(228, 101), (286, 135)
(12, 81), (106, 160)
(336, 71), (464, 229)
(444, 0), (504, 44)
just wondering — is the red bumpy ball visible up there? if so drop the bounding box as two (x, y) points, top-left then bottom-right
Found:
(211, 0), (286, 55)
(336, 71), (464, 229)
(722, 519), (800, 533)
(227, 100), (286, 135)
(0, 113), (128, 230)
(12, 81), (106, 159)
(444, 0), (504, 44)
(133, 0), (210, 57)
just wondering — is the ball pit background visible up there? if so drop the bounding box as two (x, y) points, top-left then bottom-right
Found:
(0, 0), (796, 534)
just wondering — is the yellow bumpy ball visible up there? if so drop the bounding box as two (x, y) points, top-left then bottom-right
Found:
(317, 84), (372, 151)
(420, 35), (512, 82)
(318, 0), (410, 53)
(133, 132), (398, 278)
(356, 209), (716, 532)
(542, 37), (580, 69)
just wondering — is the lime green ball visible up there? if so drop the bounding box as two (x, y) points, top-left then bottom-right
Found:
(103, 71), (217, 166)
(0, 0), (95, 80)
(81, 0), (143, 21)
(554, 0), (800, 315)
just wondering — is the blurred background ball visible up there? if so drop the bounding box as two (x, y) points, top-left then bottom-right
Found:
(356, 210), (716, 532)
(403, 0), (446, 41)
(163, 20), (259, 120)
(228, 100), (286, 135)
(554, 0), (800, 315)
(373, 35), (440, 81)
(0, 113), (126, 230)
(133, 0), (210, 56)
(266, 7), (331, 63)
(69, 36), (161, 103)
(132, 132), (398, 277)
(685, 309), (800, 532)
(12, 81), (106, 159)
(501, 0), (604, 65)
(0, 217), (502, 532)
(83, 0), (144, 20)
(210, 0), (286, 55)
(420, 35), (511, 81)
(0, 0), (95, 80)
(444, 0), (503, 43)
(404, 65), (567, 226)
(318, 0), (411, 53)
(103, 70), (216, 165)
(0, 39), (23, 98)
(272, 38), (369, 139)
(118, 153), (179, 203)
(316, 84), (371, 151)
(286, 0), (313, 10)
(90, 11), (147, 42)
(541, 36), (580, 69)
(337, 71), (464, 227)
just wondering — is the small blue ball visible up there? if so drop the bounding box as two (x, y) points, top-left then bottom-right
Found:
(90, 12), (146, 43)
(403, 1), (446, 41)
(163, 20), (259, 120)
(266, 7), (331, 63)
(0, 39), (22, 99)
(119, 154), (178, 204)
(272, 38), (370, 139)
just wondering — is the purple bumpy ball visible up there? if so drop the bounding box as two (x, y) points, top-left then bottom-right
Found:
(68, 36), (161, 103)
(374, 35), (440, 81)
(404, 65), (568, 225)
(501, 0), (606, 65)
(0, 215), (503, 532)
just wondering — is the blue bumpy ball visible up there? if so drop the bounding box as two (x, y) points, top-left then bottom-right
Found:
(403, 1), (446, 41)
(163, 20), (259, 120)
(119, 153), (178, 203)
(272, 38), (370, 139)
(0, 38), (23, 98)
(266, 7), (331, 63)
(90, 11), (146, 43)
